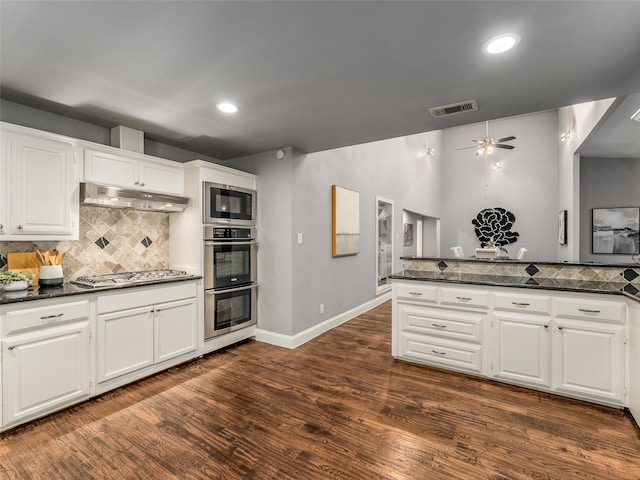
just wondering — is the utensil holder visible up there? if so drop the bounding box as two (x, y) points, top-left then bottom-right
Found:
(39, 265), (64, 287)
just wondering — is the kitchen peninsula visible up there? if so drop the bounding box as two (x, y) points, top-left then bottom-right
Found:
(390, 256), (640, 424)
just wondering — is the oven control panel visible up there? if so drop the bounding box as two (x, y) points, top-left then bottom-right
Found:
(204, 225), (256, 240)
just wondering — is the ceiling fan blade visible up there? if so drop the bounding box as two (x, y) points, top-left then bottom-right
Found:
(455, 146), (478, 150)
(494, 144), (515, 149)
(496, 136), (516, 143)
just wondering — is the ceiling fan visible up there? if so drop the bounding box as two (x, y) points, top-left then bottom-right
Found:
(458, 121), (516, 156)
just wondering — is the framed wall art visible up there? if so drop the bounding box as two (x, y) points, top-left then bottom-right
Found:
(558, 210), (567, 245)
(332, 185), (360, 257)
(592, 207), (639, 254)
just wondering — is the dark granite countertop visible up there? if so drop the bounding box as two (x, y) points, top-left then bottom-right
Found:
(1, 275), (202, 306)
(390, 270), (640, 304)
(400, 256), (640, 268)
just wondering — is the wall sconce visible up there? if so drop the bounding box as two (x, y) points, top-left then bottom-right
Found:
(418, 146), (436, 158)
(560, 130), (572, 142)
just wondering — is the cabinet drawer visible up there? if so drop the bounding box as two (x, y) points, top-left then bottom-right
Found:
(98, 282), (197, 314)
(493, 291), (551, 315)
(554, 297), (625, 324)
(440, 287), (489, 309)
(399, 303), (483, 343)
(394, 282), (438, 303)
(4, 300), (90, 335)
(400, 333), (483, 374)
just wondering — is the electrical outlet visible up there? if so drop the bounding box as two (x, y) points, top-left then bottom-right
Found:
(319, 304), (325, 315)
(297, 233), (303, 245)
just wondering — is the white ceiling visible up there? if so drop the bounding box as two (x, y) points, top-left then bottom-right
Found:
(1, 1), (639, 160)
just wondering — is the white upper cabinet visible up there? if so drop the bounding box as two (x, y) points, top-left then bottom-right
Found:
(84, 147), (183, 195)
(0, 125), (79, 240)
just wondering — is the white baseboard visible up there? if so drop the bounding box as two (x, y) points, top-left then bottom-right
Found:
(255, 292), (391, 349)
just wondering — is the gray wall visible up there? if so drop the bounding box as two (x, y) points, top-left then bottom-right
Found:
(228, 132), (442, 337)
(580, 156), (640, 263)
(440, 111), (559, 261)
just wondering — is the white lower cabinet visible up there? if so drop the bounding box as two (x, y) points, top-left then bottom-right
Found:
(154, 298), (198, 363)
(397, 302), (485, 374)
(98, 306), (155, 383)
(491, 311), (550, 388)
(96, 283), (197, 391)
(552, 318), (625, 404)
(393, 280), (630, 407)
(2, 300), (91, 428)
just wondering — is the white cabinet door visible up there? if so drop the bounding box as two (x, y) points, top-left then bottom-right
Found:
(84, 148), (183, 195)
(2, 321), (90, 427)
(97, 306), (154, 383)
(491, 312), (550, 388)
(552, 318), (625, 404)
(2, 132), (77, 238)
(139, 160), (183, 195)
(154, 298), (197, 364)
(84, 149), (138, 189)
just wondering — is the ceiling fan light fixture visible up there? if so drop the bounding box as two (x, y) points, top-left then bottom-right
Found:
(483, 33), (521, 55)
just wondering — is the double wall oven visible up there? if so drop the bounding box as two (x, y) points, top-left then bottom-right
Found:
(203, 184), (258, 339)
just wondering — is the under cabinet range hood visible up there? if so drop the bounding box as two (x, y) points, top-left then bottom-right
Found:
(80, 182), (190, 212)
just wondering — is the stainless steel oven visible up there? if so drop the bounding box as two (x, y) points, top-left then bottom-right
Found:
(203, 182), (256, 226)
(203, 225), (258, 339)
(205, 284), (257, 338)
(203, 226), (257, 290)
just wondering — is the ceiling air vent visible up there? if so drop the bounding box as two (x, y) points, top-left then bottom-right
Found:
(429, 99), (478, 118)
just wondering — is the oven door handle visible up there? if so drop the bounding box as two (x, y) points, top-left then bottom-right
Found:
(204, 241), (258, 246)
(205, 284), (258, 295)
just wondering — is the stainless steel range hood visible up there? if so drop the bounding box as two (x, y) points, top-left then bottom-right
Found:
(80, 182), (190, 212)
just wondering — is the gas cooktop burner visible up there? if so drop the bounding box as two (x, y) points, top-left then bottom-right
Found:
(71, 269), (190, 288)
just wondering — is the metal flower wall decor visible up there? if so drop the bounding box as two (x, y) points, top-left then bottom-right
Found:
(472, 207), (519, 247)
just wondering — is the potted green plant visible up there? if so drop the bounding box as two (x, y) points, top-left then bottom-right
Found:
(0, 271), (36, 291)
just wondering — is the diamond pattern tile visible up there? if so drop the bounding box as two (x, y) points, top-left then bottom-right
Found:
(141, 236), (153, 248)
(621, 268), (639, 282)
(623, 283), (639, 295)
(525, 264), (539, 276)
(437, 260), (448, 271)
(95, 236), (110, 249)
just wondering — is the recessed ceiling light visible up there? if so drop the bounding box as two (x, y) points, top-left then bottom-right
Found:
(216, 102), (239, 114)
(483, 33), (521, 55)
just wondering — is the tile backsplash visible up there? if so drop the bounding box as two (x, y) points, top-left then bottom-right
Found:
(403, 258), (640, 292)
(0, 206), (170, 278)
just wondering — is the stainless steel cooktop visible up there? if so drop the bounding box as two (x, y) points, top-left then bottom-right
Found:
(71, 269), (190, 288)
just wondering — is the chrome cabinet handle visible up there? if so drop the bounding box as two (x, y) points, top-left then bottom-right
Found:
(512, 302), (530, 306)
(17, 225), (23, 230)
(456, 296), (472, 301)
(558, 326), (564, 330)
(544, 324), (549, 329)
(40, 313), (64, 320)
(8, 345), (15, 350)
(134, 181), (140, 186)
(578, 308), (600, 314)
(140, 182), (145, 187)
(409, 291), (423, 296)
(0, 223), (3, 229)
(432, 323), (447, 328)
(431, 350), (447, 356)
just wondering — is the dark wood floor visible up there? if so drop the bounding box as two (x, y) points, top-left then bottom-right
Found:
(1, 301), (639, 479)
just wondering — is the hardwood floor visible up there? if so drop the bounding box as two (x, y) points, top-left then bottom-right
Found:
(1, 300), (639, 479)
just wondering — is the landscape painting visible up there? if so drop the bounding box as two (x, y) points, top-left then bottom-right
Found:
(332, 185), (360, 257)
(592, 207), (639, 254)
